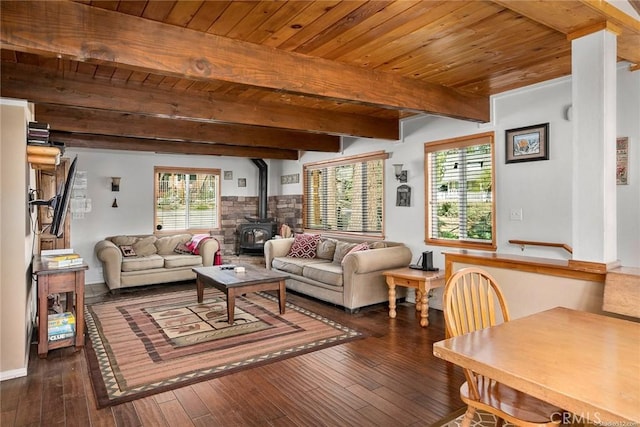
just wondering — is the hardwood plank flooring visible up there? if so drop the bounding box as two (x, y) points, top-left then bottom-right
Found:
(1, 282), (465, 426)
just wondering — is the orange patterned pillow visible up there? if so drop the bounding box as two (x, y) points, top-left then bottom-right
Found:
(287, 234), (321, 258)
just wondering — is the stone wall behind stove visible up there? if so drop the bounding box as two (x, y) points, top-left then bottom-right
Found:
(214, 194), (302, 256)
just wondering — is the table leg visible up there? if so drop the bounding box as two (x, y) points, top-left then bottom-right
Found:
(415, 289), (423, 312)
(419, 283), (428, 327)
(74, 270), (85, 350)
(226, 288), (235, 325)
(196, 276), (204, 303)
(38, 276), (49, 358)
(388, 281), (397, 319)
(278, 280), (286, 314)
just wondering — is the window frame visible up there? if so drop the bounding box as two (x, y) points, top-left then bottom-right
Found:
(154, 166), (221, 235)
(302, 150), (389, 238)
(424, 132), (496, 251)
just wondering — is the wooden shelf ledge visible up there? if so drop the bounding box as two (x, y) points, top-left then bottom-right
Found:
(443, 250), (607, 283)
(508, 239), (573, 254)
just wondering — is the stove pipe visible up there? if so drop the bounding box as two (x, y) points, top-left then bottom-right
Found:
(251, 158), (268, 220)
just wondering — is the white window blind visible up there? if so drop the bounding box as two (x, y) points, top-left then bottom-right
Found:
(425, 133), (495, 250)
(303, 152), (387, 236)
(155, 167), (220, 232)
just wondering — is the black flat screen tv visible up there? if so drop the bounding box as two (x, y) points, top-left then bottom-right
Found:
(30, 155), (78, 238)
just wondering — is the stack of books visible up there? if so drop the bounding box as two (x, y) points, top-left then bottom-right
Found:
(42, 252), (83, 269)
(48, 312), (75, 341)
(27, 121), (50, 145)
(26, 122), (65, 169)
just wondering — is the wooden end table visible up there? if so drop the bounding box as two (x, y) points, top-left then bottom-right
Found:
(192, 265), (289, 325)
(382, 267), (445, 327)
(32, 256), (88, 358)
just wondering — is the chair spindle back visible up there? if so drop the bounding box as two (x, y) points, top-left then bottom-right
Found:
(443, 267), (510, 338)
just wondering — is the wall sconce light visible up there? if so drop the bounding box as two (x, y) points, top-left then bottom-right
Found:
(392, 164), (407, 183)
(111, 177), (121, 192)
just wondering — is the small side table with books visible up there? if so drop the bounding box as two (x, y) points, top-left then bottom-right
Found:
(32, 254), (88, 358)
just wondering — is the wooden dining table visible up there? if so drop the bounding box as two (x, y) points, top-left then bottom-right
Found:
(433, 307), (640, 424)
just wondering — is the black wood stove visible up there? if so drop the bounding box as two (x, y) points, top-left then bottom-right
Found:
(237, 218), (278, 255)
(237, 159), (277, 255)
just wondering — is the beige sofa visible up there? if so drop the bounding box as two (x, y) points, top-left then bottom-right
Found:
(264, 235), (412, 311)
(95, 233), (219, 292)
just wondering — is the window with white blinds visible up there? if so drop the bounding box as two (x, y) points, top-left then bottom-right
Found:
(303, 151), (387, 236)
(154, 167), (220, 233)
(425, 133), (496, 250)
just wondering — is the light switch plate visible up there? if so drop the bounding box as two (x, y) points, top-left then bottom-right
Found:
(510, 208), (523, 221)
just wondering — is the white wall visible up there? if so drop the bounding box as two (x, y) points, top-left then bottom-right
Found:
(63, 150), (265, 284)
(1, 99), (36, 380)
(283, 64), (639, 271)
(63, 65), (639, 286)
(616, 67), (640, 267)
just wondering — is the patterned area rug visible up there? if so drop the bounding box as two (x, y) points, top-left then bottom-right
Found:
(84, 288), (364, 408)
(432, 408), (514, 427)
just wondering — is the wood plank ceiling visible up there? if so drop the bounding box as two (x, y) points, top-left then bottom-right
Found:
(1, 1), (639, 159)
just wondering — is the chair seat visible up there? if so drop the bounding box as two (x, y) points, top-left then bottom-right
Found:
(461, 377), (562, 427)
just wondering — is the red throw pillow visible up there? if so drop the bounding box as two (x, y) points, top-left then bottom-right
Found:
(287, 234), (321, 258)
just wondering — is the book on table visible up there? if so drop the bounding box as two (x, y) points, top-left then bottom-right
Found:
(48, 312), (75, 327)
(48, 312), (75, 340)
(42, 252), (83, 268)
(49, 332), (75, 341)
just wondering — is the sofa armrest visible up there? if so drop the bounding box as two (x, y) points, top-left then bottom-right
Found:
(95, 240), (122, 290)
(264, 238), (294, 269)
(199, 238), (219, 267)
(342, 245), (412, 275)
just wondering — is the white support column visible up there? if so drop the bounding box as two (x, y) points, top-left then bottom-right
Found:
(571, 28), (618, 263)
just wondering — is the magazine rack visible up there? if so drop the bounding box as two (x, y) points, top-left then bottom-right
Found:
(32, 255), (88, 358)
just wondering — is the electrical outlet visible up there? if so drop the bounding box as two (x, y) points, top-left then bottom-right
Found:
(509, 208), (523, 221)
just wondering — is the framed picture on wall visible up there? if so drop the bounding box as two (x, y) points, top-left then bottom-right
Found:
(238, 178), (246, 187)
(396, 185), (411, 207)
(505, 123), (549, 163)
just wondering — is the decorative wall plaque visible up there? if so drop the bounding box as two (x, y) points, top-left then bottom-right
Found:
(281, 173), (300, 185)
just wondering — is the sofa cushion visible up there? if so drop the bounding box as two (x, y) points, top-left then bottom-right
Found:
(132, 236), (158, 257)
(272, 256), (329, 276)
(156, 234), (191, 255)
(121, 254), (164, 272)
(342, 242), (369, 264)
(174, 242), (192, 255)
(111, 235), (138, 246)
(287, 233), (321, 258)
(316, 238), (337, 260)
(369, 241), (387, 249)
(303, 263), (344, 287)
(163, 254), (203, 268)
(332, 241), (357, 264)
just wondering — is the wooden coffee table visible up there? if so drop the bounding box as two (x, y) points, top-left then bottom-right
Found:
(192, 265), (289, 324)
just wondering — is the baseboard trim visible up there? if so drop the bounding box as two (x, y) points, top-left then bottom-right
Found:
(0, 367), (27, 382)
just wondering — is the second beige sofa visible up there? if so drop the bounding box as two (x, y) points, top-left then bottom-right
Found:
(264, 234), (412, 311)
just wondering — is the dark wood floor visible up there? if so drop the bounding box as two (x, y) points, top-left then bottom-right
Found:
(1, 282), (465, 427)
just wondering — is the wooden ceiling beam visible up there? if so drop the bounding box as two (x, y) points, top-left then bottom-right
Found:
(50, 132), (299, 160)
(35, 104), (340, 153)
(1, 62), (399, 140)
(0, 0), (490, 122)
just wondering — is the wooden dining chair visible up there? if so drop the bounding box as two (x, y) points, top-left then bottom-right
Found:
(443, 267), (562, 427)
